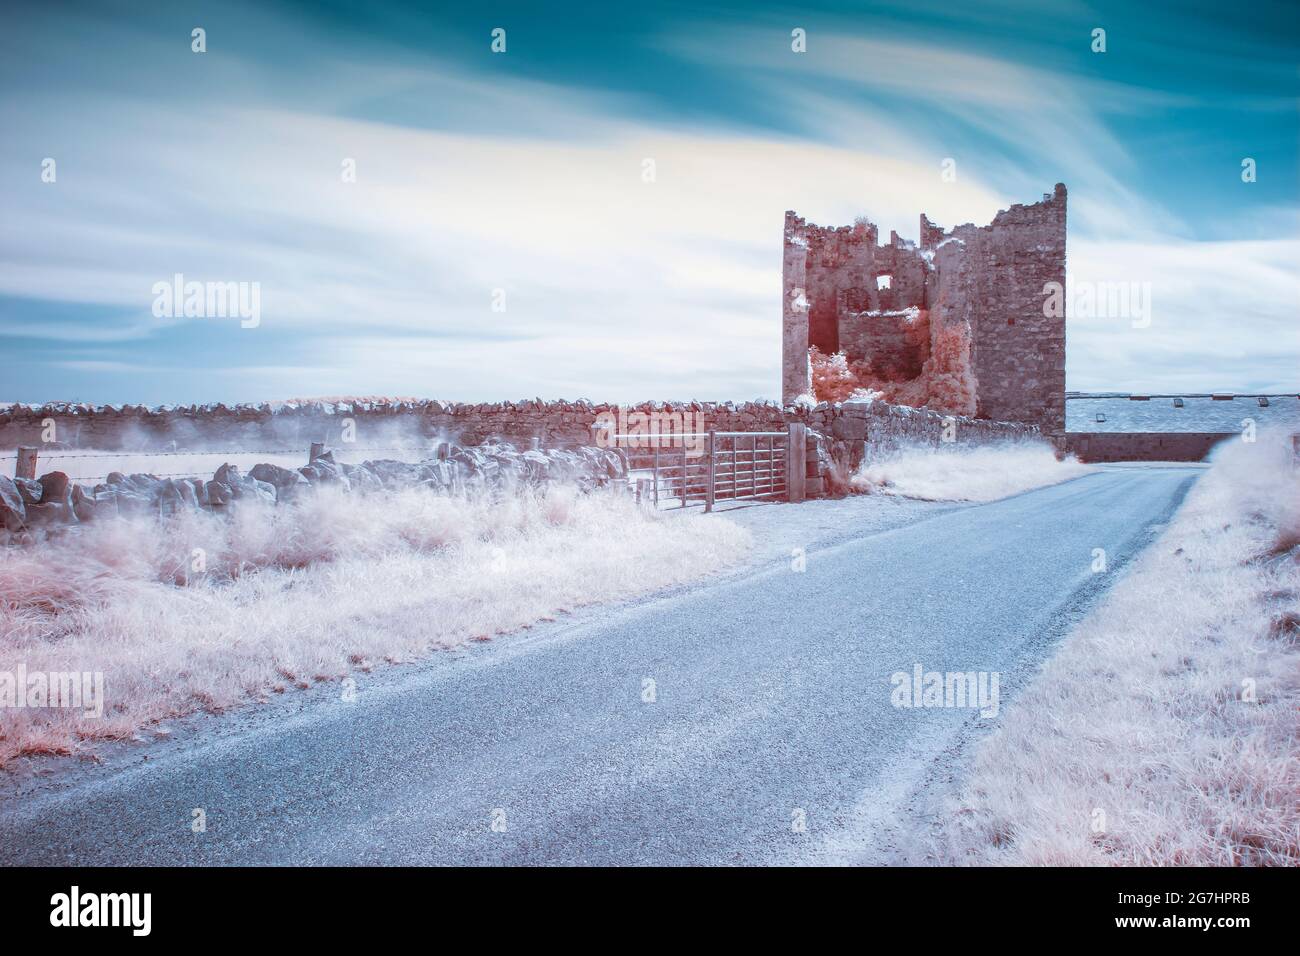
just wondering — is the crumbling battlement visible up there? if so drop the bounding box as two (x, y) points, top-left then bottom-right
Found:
(783, 184), (1067, 432)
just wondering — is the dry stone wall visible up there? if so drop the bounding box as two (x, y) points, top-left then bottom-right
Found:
(0, 400), (787, 454)
(1059, 432), (1233, 462)
(790, 398), (1039, 496)
(2, 398), (1040, 507)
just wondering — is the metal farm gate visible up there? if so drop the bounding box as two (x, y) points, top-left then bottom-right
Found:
(606, 425), (806, 512)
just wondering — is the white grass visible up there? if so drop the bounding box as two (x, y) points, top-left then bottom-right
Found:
(850, 440), (1094, 502)
(0, 485), (751, 765)
(933, 431), (1300, 865)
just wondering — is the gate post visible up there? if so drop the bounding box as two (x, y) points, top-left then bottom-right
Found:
(680, 442), (688, 508)
(652, 445), (659, 504)
(786, 424), (806, 503)
(16, 447), (38, 480)
(705, 431), (716, 512)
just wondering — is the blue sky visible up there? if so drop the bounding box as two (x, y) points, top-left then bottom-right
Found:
(2, 0), (1296, 404)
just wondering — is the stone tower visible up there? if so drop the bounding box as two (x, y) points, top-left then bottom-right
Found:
(782, 184), (1067, 433)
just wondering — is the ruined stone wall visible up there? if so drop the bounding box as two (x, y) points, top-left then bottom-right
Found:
(783, 184), (1068, 434)
(784, 216), (929, 363)
(925, 184), (1067, 433)
(781, 214), (810, 403)
(837, 308), (930, 382)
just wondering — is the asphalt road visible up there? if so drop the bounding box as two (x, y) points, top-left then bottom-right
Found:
(0, 467), (1198, 865)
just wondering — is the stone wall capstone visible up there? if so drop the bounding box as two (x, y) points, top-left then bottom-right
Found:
(0, 399), (788, 454)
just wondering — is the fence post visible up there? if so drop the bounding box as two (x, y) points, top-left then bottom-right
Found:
(705, 431), (716, 513)
(309, 441), (324, 463)
(680, 441), (688, 508)
(787, 424), (806, 503)
(16, 447), (37, 480)
(652, 444), (659, 505)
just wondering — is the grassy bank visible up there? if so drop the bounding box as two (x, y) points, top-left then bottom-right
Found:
(0, 485), (750, 765)
(934, 432), (1299, 865)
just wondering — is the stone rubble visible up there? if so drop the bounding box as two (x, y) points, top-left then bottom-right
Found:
(0, 441), (627, 538)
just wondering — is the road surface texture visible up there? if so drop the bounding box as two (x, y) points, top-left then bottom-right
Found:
(1, 466), (1198, 865)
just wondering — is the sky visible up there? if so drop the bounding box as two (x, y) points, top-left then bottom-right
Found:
(1, 0), (1297, 405)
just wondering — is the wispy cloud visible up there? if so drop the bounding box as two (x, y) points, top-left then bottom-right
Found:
(1068, 235), (1300, 392)
(0, 2), (1294, 402)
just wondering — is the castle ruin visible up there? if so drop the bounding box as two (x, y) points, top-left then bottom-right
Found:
(783, 183), (1067, 433)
